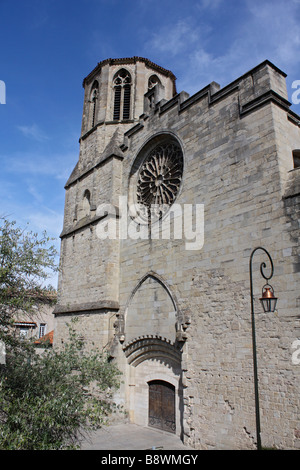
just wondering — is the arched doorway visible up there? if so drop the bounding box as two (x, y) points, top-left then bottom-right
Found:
(120, 272), (186, 438)
(148, 380), (176, 433)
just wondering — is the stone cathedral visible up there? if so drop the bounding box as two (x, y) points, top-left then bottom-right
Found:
(54, 57), (300, 450)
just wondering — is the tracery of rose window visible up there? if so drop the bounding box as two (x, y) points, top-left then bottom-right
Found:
(136, 142), (183, 220)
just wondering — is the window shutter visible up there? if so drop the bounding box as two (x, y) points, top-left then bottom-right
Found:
(113, 86), (121, 120)
(123, 84), (131, 120)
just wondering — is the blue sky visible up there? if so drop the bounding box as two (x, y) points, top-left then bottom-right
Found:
(1, 0), (300, 286)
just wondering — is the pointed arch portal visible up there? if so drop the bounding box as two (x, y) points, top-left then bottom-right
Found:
(124, 272), (178, 345)
(122, 272), (184, 436)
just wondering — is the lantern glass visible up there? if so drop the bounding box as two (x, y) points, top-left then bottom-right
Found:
(260, 296), (277, 313)
(260, 286), (277, 313)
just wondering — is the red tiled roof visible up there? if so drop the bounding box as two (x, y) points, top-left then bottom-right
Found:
(14, 321), (37, 327)
(34, 330), (54, 345)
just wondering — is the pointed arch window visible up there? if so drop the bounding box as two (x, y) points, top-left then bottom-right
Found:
(148, 75), (161, 90)
(147, 75), (161, 110)
(89, 80), (99, 128)
(77, 189), (91, 220)
(89, 80), (99, 127)
(113, 69), (131, 121)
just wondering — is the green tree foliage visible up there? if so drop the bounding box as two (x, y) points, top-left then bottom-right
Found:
(0, 217), (57, 348)
(0, 320), (121, 449)
(0, 219), (121, 449)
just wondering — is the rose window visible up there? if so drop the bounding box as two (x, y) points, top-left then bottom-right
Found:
(136, 142), (183, 220)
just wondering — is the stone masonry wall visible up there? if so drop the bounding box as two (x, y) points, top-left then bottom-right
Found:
(55, 59), (300, 449)
(116, 62), (300, 449)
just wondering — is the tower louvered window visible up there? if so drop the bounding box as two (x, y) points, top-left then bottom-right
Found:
(123, 84), (131, 119)
(113, 86), (121, 120)
(89, 80), (99, 128)
(113, 69), (131, 121)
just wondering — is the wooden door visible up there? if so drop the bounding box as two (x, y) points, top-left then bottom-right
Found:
(148, 380), (175, 433)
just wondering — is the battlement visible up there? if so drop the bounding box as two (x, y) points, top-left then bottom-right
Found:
(121, 60), (298, 149)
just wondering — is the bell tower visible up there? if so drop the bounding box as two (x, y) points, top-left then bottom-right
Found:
(54, 57), (176, 348)
(78, 57), (176, 171)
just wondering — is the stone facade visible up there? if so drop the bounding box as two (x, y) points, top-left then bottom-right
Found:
(54, 57), (300, 449)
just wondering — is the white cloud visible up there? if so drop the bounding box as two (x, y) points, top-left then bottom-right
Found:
(0, 197), (63, 269)
(2, 150), (77, 182)
(245, 0), (300, 69)
(28, 208), (63, 240)
(0, 147), (75, 261)
(149, 19), (204, 56)
(199, 0), (223, 9)
(22, 209), (62, 289)
(145, 0), (300, 96)
(26, 180), (44, 204)
(17, 123), (49, 142)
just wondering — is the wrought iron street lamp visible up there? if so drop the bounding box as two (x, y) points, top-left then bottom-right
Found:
(260, 284), (278, 313)
(249, 247), (278, 450)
